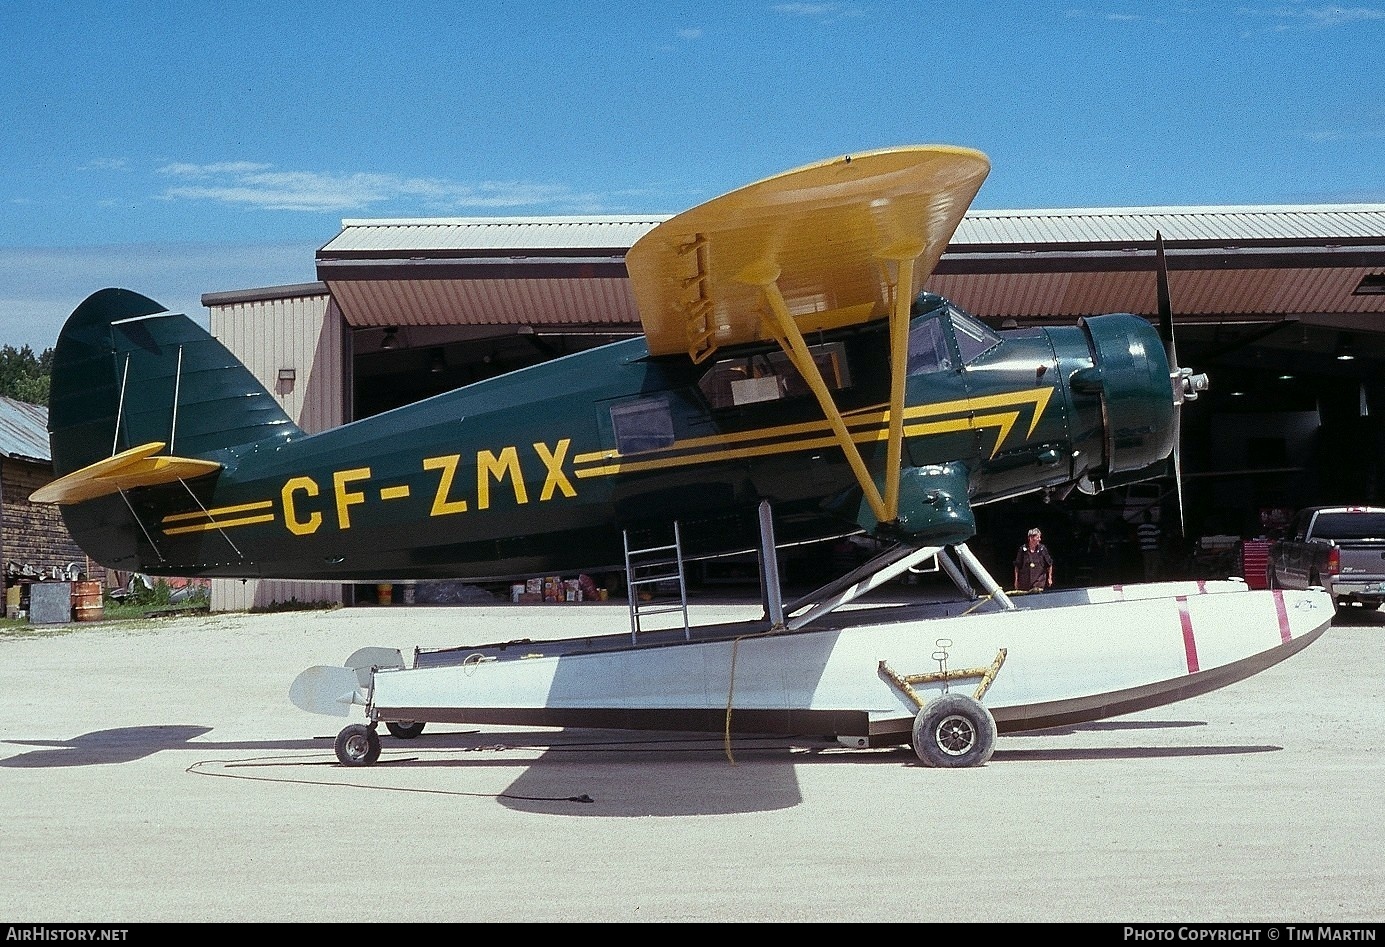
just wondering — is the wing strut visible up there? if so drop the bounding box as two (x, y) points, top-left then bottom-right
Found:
(743, 262), (891, 526)
(881, 246), (923, 524)
(741, 246), (921, 530)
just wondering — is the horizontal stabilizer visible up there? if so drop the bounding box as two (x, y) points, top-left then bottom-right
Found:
(29, 441), (221, 505)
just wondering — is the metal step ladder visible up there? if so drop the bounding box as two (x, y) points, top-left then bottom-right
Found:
(623, 522), (690, 643)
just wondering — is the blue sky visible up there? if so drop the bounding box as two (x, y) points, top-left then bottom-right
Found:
(3, 1), (1383, 352)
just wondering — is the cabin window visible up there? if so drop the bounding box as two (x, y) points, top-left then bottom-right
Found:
(697, 342), (849, 410)
(907, 317), (953, 375)
(951, 309), (1002, 364)
(611, 397), (675, 454)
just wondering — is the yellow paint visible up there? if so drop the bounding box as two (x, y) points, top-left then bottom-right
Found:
(380, 485), (411, 500)
(423, 455), (469, 515)
(476, 447), (528, 510)
(533, 439), (576, 501)
(625, 145), (990, 362)
(573, 388), (1054, 479)
(164, 513), (276, 536)
(282, 476), (323, 536)
(29, 440), (222, 505)
(755, 275), (889, 525)
(163, 499), (272, 524)
(333, 467), (371, 529)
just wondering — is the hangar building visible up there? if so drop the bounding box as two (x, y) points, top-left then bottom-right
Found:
(202, 203), (1385, 610)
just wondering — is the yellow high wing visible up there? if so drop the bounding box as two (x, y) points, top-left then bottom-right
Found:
(624, 144), (990, 528)
(29, 441), (221, 505)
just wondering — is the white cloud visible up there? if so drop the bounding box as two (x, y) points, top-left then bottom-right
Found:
(159, 161), (275, 177)
(774, 3), (838, 14)
(153, 162), (609, 214)
(1239, 3), (1385, 30)
(772, 3), (864, 20)
(1063, 8), (1158, 22)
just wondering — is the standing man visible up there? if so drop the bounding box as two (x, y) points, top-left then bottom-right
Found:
(1013, 527), (1055, 592)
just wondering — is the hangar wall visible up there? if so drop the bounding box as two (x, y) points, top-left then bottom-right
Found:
(206, 286), (350, 612)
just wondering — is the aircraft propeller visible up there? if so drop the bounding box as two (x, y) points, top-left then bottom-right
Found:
(1154, 231), (1209, 538)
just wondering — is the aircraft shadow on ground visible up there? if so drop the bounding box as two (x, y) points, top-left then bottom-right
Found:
(0, 725), (312, 767)
(0, 722), (1282, 816)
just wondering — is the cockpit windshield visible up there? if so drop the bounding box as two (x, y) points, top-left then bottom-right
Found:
(951, 307), (1002, 363)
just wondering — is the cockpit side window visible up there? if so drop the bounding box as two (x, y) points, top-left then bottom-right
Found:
(698, 342), (850, 409)
(907, 316), (953, 376)
(610, 397), (675, 454)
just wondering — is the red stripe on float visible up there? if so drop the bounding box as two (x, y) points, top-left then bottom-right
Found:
(1197, 580), (1207, 594)
(1273, 590), (1292, 643)
(1178, 596), (1199, 673)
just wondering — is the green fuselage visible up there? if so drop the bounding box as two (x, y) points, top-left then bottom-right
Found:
(56, 292), (1174, 582)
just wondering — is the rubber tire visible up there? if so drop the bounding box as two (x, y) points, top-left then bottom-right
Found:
(335, 723), (382, 766)
(386, 720), (426, 739)
(911, 693), (997, 768)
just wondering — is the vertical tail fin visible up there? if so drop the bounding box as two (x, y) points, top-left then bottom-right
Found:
(47, 288), (303, 478)
(42, 289), (305, 574)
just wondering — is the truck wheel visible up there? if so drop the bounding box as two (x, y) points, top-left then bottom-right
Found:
(334, 723), (381, 766)
(386, 721), (425, 739)
(911, 694), (997, 768)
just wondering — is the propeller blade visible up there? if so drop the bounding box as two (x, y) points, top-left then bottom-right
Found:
(1156, 230), (1189, 537)
(1155, 231), (1179, 378)
(1173, 412), (1186, 539)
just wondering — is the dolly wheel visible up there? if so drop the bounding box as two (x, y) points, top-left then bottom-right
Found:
(335, 723), (382, 766)
(911, 694), (997, 768)
(386, 721), (426, 739)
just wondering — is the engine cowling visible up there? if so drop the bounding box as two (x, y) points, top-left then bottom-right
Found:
(1071, 313), (1176, 489)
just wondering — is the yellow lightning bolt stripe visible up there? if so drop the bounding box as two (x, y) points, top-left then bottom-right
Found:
(574, 387), (1053, 477)
(164, 513), (277, 536)
(965, 388), (1053, 438)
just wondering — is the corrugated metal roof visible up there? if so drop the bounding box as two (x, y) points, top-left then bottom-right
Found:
(319, 205), (1385, 256)
(0, 395), (50, 463)
(202, 282), (329, 307)
(321, 216), (671, 254)
(953, 205), (1385, 246)
(308, 204), (1385, 335)
(328, 275), (640, 328)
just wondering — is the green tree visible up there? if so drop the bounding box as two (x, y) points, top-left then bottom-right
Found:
(0, 345), (53, 406)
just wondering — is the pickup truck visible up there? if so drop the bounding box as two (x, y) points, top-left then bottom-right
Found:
(1268, 506), (1385, 611)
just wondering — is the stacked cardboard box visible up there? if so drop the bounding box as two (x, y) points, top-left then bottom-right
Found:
(510, 576), (589, 603)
